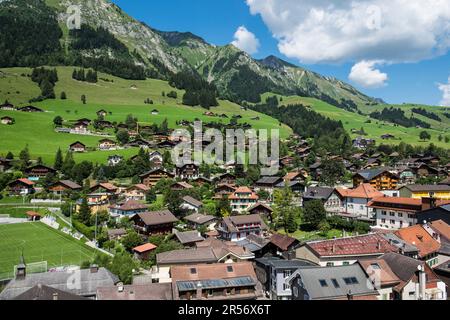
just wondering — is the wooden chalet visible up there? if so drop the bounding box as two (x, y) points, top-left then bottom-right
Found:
(213, 184), (236, 199)
(49, 180), (82, 195)
(133, 243), (157, 261)
(0, 157), (12, 172)
(248, 203), (273, 221)
(140, 168), (174, 187)
(8, 178), (35, 195)
(131, 210), (179, 235)
(215, 173), (236, 185)
(175, 163), (199, 180)
(18, 105), (43, 112)
(1, 116), (14, 125)
(25, 164), (57, 179)
(89, 182), (118, 195)
(69, 141), (86, 153)
(170, 181), (194, 191)
(96, 109), (108, 117)
(353, 168), (399, 191)
(98, 139), (117, 150)
(0, 102), (15, 110)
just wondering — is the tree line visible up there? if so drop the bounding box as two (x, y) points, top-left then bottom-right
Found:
(72, 68), (98, 83)
(370, 107), (431, 128)
(249, 96), (353, 156)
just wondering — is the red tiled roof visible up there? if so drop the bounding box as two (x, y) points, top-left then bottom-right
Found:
(114, 200), (148, 211)
(128, 184), (150, 191)
(367, 197), (423, 212)
(307, 233), (397, 257)
(429, 220), (450, 240)
(17, 178), (34, 186)
(395, 225), (441, 258)
(133, 243), (157, 253)
(270, 233), (298, 251)
(234, 186), (253, 193)
(171, 262), (256, 282)
(336, 183), (384, 199)
(26, 211), (41, 217)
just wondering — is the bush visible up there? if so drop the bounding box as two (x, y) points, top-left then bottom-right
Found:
(72, 219), (95, 239)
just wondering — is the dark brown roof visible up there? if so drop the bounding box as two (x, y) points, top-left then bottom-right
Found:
(222, 214), (268, 232)
(97, 283), (172, 300)
(156, 247), (217, 264)
(134, 210), (178, 226)
(401, 184), (450, 192)
(182, 196), (203, 207)
(57, 180), (82, 190)
(184, 213), (216, 225)
(14, 284), (87, 300)
(270, 233), (298, 251)
(113, 200), (148, 211)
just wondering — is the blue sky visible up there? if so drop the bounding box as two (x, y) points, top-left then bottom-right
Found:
(111, 0), (450, 106)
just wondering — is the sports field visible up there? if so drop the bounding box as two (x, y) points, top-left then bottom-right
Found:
(0, 222), (95, 279)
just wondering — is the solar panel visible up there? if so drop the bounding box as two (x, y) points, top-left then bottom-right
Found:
(176, 276), (255, 292)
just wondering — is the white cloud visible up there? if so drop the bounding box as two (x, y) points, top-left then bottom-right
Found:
(349, 60), (388, 88)
(246, 0), (450, 64)
(231, 26), (260, 54)
(438, 77), (450, 106)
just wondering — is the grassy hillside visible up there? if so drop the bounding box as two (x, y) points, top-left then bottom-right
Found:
(0, 67), (291, 164)
(261, 93), (450, 149)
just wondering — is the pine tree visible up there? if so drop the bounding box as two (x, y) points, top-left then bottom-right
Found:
(19, 145), (30, 169)
(54, 148), (63, 170)
(78, 196), (91, 225)
(6, 151), (14, 160)
(62, 151), (75, 177)
(40, 79), (55, 99)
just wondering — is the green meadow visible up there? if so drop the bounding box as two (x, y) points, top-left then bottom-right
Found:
(0, 67), (291, 164)
(261, 93), (450, 149)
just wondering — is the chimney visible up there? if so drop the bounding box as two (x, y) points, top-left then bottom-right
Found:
(347, 290), (354, 300)
(53, 292), (58, 301)
(332, 244), (336, 253)
(377, 240), (381, 250)
(417, 265), (427, 300)
(421, 197), (436, 211)
(90, 264), (99, 273)
(15, 253), (26, 280)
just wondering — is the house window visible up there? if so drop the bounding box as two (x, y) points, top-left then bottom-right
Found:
(319, 279), (328, 287)
(227, 266), (233, 272)
(382, 211), (387, 216)
(331, 279), (340, 288)
(283, 283), (290, 291)
(326, 262), (334, 267)
(408, 214), (414, 219)
(343, 262), (350, 266)
(381, 219), (386, 223)
(398, 213), (403, 218)
(343, 277), (359, 285)
(190, 268), (197, 274)
(283, 270), (292, 278)
(390, 212), (395, 217)
(370, 263), (381, 270)
(390, 220), (395, 225)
